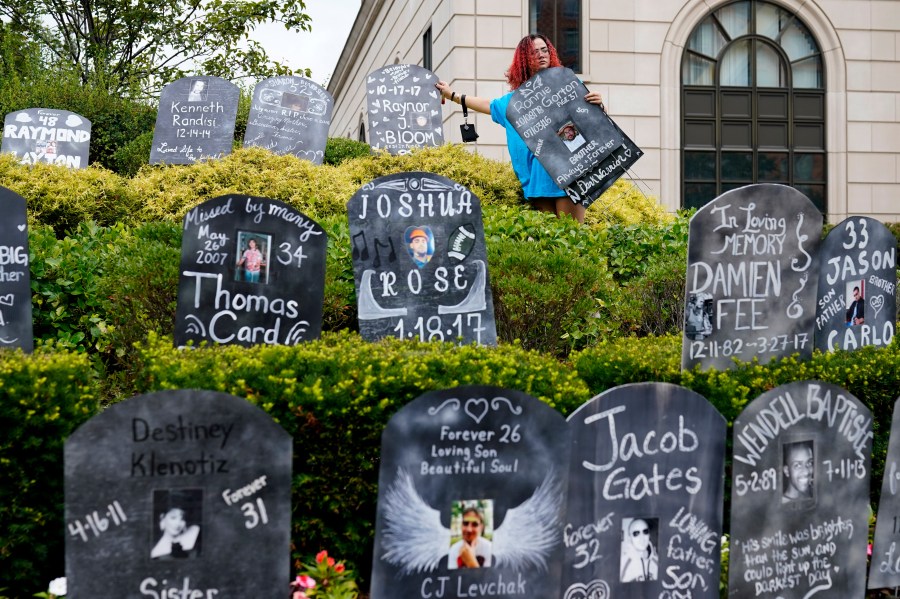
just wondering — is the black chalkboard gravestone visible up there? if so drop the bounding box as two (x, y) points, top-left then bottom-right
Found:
(505, 67), (642, 207)
(1, 108), (91, 168)
(563, 383), (726, 599)
(150, 76), (240, 164)
(347, 171), (497, 345)
(370, 385), (570, 599)
(243, 76), (334, 163)
(174, 195), (327, 347)
(728, 381), (872, 599)
(64, 389), (292, 598)
(365, 64), (444, 155)
(870, 397), (900, 588)
(815, 216), (896, 353)
(681, 184), (823, 371)
(0, 186), (33, 352)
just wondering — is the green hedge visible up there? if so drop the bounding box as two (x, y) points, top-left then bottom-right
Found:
(0, 349), (100, 597)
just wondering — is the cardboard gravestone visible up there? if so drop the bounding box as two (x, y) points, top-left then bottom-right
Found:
(506, 67), (642, 207)
(347, 171), (497, 345)
(366, 64), (443, 154)
(1, 108), (91, 168)
(728, 381), (872, 598)
(682, 184), (823, 371)
(815, 216), (896, 352)
(65, 389), (292, 598)
(869, 397), (900, 588)
(150, 76), (240, 164)
(243, 76), (333, 163)
(563, 383), (726, 599)
(174, 195), (327, 347)
(0, 186), (33, 352)
(370, 385), (570, 599)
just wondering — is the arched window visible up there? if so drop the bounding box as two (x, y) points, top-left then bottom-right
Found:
(358, 121), (366, 143)
(681, 0), (825, 211)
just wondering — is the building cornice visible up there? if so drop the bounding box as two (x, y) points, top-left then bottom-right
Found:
(327, 0), (385, 99)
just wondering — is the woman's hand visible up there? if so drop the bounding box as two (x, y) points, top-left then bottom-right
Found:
(435, 80), (452, 101)
(585, 90), (606, 112)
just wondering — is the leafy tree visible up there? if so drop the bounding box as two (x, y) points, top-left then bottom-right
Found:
(0, 0), (312, 96)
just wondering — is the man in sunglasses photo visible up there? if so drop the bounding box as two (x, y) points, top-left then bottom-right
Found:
(620, 517), (659, 582)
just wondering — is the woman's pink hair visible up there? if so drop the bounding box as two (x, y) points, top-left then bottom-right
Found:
(505, 34), (562, 90)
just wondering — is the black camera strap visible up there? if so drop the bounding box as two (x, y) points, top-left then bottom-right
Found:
(459, 94), (479, 143)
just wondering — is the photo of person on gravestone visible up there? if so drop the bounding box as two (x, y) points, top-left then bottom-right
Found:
(782, 440), (815, 503)
(409, 113), (430, 131)
(281, 92), (311, 113)
(188, 79), (208, 102)
(150, 489), (202, 559)
(619, 517), (659, 582)
(235, 233), (270, 284)
(448, 502), (493, 569)
(685, 292), (714, 340)
(405, 227), (434, 268)
(557, 122), (587, 152)
(435, 34), (605, 223)
(845, 282), (865, 326)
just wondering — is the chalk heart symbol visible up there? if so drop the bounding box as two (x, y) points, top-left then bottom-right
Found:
(18, 224), (26, 231)
(871, 294), (885, 319)
(563, 580), (610, 599)
(464, 398), (489, 424)
(0, 294), (14, 307)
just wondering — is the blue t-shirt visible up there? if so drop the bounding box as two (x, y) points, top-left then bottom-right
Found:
(490, 92), (565, 199)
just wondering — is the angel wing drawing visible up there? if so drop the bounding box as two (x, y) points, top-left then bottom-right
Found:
(380, 467), (564, 575)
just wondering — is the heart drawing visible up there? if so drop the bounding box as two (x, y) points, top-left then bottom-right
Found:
(563, 579), (610, 599)
(464, 398), (488, 423)
(0, 294), (14, 307)
(870, 294), (885, 319)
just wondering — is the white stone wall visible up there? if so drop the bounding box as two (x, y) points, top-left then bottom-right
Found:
(328, 0), (900, 222)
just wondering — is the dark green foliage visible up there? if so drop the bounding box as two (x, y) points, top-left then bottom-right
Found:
(28, 223), (122, 356)
(323, 137), (372, 165)
(601, 247), (687, 336)
(0, 349), (99, 597)
(110, 131), (154, 177)
(489, 237), (612, 356)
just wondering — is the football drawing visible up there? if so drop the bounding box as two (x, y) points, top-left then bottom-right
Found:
(447, 224), (477, 262)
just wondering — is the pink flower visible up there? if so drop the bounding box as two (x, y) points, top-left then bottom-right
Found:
(292, 592), (308, 599)
(868, 543), (873, 556)
(297, 575), (316, 589)
(327, 557), (335, 567)
(316, 550), (328, 564)
(334, 563), (345, 573)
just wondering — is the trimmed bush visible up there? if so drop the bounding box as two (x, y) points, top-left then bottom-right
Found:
(324, 137), (371, 165)
(0, 348), (100, 597)
(489, 236), (613, 356)
(0, 155), (137, 233)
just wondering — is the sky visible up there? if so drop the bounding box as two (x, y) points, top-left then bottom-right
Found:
(250, 0), (361, 87)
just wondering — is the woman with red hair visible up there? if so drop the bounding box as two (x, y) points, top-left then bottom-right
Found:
(436, 34), (605, 223)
